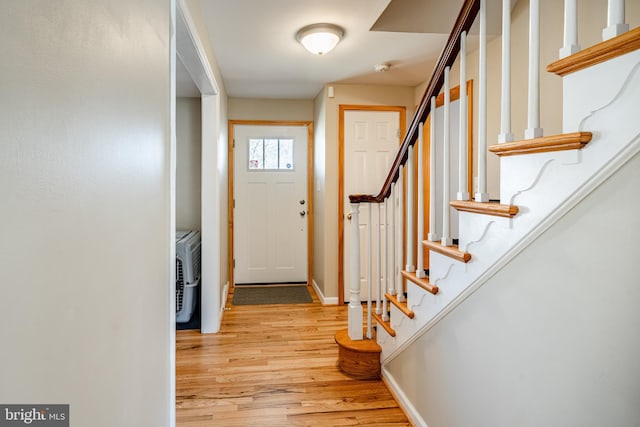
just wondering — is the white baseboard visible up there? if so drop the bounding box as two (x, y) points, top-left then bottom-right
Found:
(311, 279), (339, 305)
(382, 367), (429, 427)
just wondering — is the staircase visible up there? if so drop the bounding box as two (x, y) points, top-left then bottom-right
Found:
(337, 0), (640, 425)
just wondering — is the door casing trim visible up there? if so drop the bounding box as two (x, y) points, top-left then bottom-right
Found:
(228, 120), (314, 288)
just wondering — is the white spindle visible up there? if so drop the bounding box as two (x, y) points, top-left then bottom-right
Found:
(382, 196), (389, 321)
(366, 203), (372, 339)
(397, 167), (405, 302)
(603, 0), (629, 40)
(457, 31), (469, 201)
(559, 0), (580, 58)
(416, 123), (426, 279)
(475, 0), (490, 203)
(428, 96), (440, 240)
(348, 203), (363, 340)
(499, 0), (514, 144)
(376, 203), (382, 315)
(390, 183), (397, 296)
(442, 67), (453, 247)
(405, 146), (415, 273)
(525, 0), (543, 140)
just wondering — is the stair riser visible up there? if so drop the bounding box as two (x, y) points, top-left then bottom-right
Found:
(457, 212), (511, 257)
(375, 320), (396, 360)
(389, 304), (416, 353)
(564, 50), (640, 133)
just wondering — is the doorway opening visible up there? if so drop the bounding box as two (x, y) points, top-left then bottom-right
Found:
(175, 1), (223, 337)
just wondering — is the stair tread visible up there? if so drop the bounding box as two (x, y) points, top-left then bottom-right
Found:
(401, 270), (439, 294)
(488, 132), (592, 157)
(372, 312), (396, 337)
(385, 292), (415, 319)
(450, 200), (519, 218)
(547, 27), (640, 77)
(423, 240), (471, 263)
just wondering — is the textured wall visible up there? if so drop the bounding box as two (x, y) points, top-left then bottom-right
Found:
(0, 1), (173, 425)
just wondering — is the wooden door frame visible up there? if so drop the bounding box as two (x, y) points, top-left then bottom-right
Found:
(338, 105), (407, 305)
(228, 120), (314, 288)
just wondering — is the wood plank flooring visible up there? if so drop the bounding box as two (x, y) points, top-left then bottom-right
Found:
(176, 286), (411, 426)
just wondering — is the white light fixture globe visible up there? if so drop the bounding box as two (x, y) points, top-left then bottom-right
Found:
(296, 23), (344, 56)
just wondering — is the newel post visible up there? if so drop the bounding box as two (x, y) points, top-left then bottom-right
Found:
(348, 202), (363, 340)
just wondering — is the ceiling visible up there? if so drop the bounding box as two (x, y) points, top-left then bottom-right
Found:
(177, 0), (509, 99)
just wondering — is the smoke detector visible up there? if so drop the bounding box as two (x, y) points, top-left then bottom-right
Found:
(374, 63), (391, 73)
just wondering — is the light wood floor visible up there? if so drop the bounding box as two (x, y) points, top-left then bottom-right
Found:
(176, 286), (411, 426)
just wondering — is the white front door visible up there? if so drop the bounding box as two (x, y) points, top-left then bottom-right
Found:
(233, 124), (308, 284)
(343, 110), (401, 302)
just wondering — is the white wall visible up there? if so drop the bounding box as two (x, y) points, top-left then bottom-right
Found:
(176, 97), (202, 231)
(386, 150), (640, 427)
(0, 1), (173, 426)
(228, 98), (314, 121)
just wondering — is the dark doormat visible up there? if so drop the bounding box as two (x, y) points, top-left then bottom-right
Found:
(232, 285), (313, 305)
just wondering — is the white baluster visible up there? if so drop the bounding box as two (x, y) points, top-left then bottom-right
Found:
(390, 183), (397, 296)
(376, 203), (382, 315)
(382, 196), (389, 322)
(603, 0), (629, 40)
(366, 203), (372, 339)
(416, 123), (427, 279)
(525, 0), (543, 140)
(475, 0), (490, 203)
(458, 31), (470, 201)
(559, 0), (580, 58)
(348, 203), (363, 340)
(499, 0), (514, 144)
(442, 67), (453, 247)
(428, 96), (440, 240)
(397, 167), (405, 302)
(405, 146), (415, 273)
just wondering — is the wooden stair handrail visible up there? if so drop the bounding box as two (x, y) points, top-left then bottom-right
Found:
(349, 0), (480, 204)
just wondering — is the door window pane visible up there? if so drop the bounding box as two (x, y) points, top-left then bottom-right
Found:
(247, 138), (295, 170)
(279, 139), (293, 169)
(264, 139), (279, 169)
(249, 139), (263, 169)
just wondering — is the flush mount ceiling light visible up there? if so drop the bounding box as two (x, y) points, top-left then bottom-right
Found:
(296, 23), (344, 56)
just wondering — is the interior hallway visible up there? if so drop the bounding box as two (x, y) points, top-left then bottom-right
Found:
(176, 287), (411, 426)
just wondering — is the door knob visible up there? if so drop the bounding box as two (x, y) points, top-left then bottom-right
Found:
(299, 210), (306, 217)
(347, 212), (352, 221)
